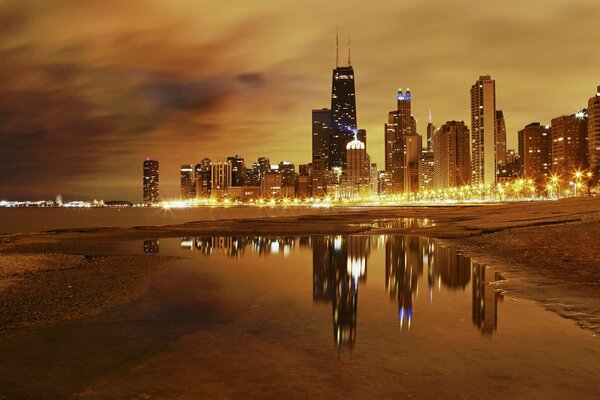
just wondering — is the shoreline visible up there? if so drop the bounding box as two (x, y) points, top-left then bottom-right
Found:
(1, 197), (599, 334)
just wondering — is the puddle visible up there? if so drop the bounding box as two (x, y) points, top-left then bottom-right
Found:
(1, 235), (598, 399)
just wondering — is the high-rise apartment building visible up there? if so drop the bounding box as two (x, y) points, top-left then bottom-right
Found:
(587, 86), (600, 177)
(518, 123), (551, 183)
(496, 110), (507, 166)
(180, 164), (195, 199)
(551, 111), (588, 176)
(432, 121), (471, 189)
(471, 75), (497, 186)
(143, 158), (159, 205)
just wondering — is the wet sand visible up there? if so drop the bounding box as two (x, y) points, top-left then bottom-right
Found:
(0, 197), (599, 333)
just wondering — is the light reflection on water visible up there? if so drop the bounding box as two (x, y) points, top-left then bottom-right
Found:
(144, 234), (502, 346)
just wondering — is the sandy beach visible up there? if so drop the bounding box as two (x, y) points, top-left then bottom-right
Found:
(1, 197), (599, 334)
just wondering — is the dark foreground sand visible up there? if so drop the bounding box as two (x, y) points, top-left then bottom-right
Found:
(0, 197), (599, 333)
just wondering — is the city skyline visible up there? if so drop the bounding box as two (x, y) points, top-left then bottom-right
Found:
(1, 1), (600, 200)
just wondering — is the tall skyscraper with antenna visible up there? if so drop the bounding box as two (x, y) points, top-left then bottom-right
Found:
(329, 27), (360, 171)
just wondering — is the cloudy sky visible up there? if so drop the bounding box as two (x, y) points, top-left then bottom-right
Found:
(1, 0), (599, 200)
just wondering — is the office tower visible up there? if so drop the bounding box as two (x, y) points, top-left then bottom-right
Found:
(471, 75), (497, 186)
(551, 111), (589, 176)
(329, 31), (359, 171)
(180, 164), (195, 199)
(210, 161), (232, 192)
(518, 123), (551, 183)
(278, 161), (296, 197)
(227, 155), (245, 186)
(432, 121), (471, 189)
(143, 158), (159, 205)
(385, 89), (417, 193)
(496, 110), (507, 166)
(344, 135), (369, 185)
(195, 157), (211, 197)
(588, 86), (600, 177)
(426, 110), (435, 152)
(312, 108), (331, 171)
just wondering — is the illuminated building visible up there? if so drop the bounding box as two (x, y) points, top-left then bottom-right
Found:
(426, 110), (435, 152)
(471, 264), (498, 335)
(227, 155), (245, 186)
(418, 150), (435, 192)
(370, 163), (379, 195)
(260, 170), (282, 198)
(588, 86), (600, 177)
(432, 121), (471, 189)
(329, 31), (359, 171)
(210, 161), (232, 195)
(518, 122), (551, 183)
(340, 134), (370, 197)
(195, 157), (211, 197)
(312, 108), (331, 175)
(142, 158), (159, 205)
(405, 133), (422, 193)
(551, 111), (588, 176)
(180, 164), (195, 199)
(496, 110), (507, 166)
(297, 164), (311, 197)
(257, 157), (271, 180)
(311, 154), (326, 197)
(385, 89), (417, 193)
(278, 161), (296, 188)
(471, 75), (497, 186)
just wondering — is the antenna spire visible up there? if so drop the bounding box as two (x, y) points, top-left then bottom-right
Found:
(428, 109), (432, 123)
(348, 29), (351, 66)
(336, 25), (339, 68)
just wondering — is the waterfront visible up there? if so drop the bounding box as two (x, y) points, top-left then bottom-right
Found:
(1, 235), (598, 399)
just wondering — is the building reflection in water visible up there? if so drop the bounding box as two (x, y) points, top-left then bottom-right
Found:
(312, 236), (373, 348)
(176, 234), (501, 343)
(472, 264), (500, 335)
(143, 239), (159, 255)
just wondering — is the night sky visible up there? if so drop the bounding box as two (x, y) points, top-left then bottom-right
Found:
(1, 0), (599, 201)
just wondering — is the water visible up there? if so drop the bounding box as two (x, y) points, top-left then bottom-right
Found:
(0, 207), (338, 234)
(0, 235), (598, 399)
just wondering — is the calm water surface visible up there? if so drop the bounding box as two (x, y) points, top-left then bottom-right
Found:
(0, 235), (598, 399)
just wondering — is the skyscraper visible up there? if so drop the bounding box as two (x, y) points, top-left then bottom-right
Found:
(432, 121), (471, 189)
(426, 110), (435, 152)
(329, 33), (358, 171)
(496, 110), (507, 166)
(143, 158), (159, 205)
(518, 123), (551, 184)
(587, 86), (600, 177)
(341, 134), (370, 198)
(471, 75), (497, 186)
(385, 89), (417, 193)
(551, 111), (588, 176)
(180, 164), (195, 199)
